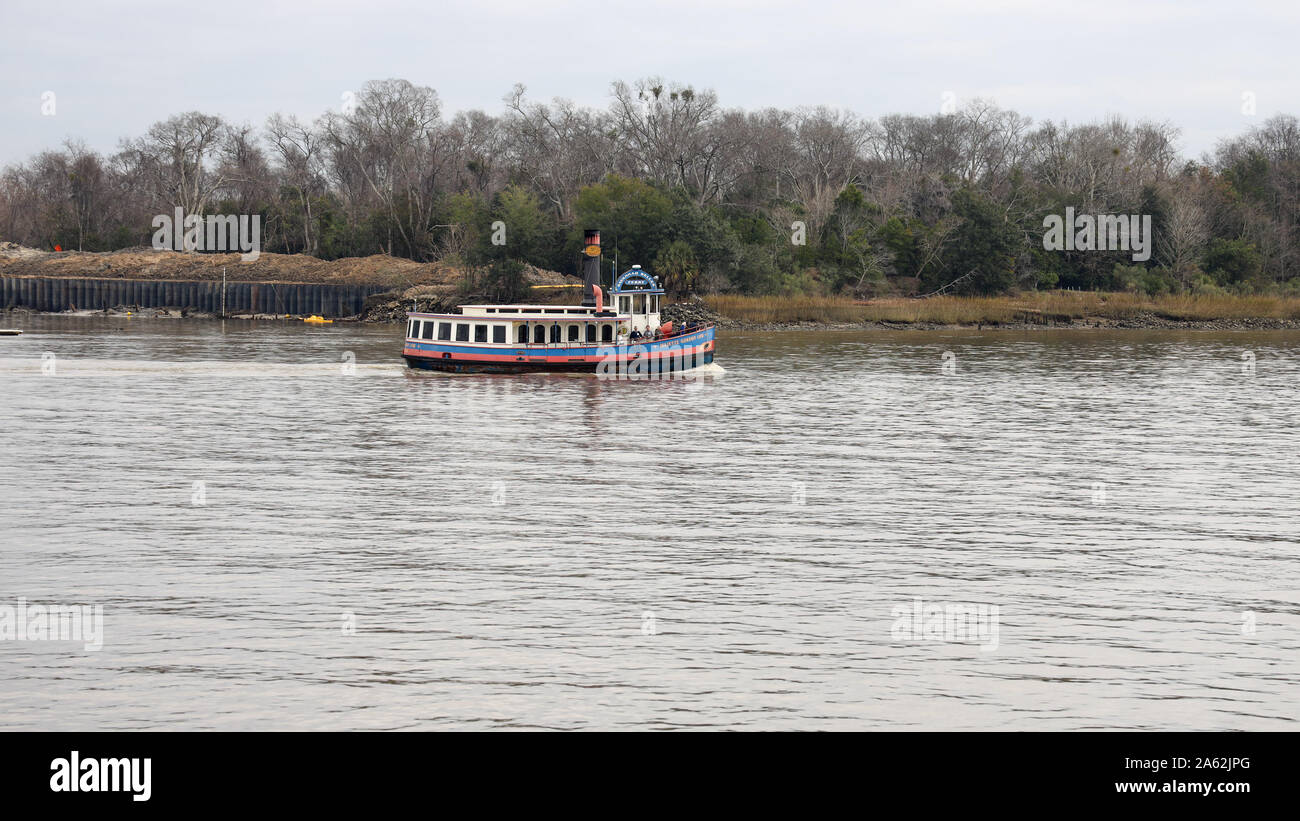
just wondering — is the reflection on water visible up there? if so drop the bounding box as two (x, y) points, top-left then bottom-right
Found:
(1, 315), (1297, 730)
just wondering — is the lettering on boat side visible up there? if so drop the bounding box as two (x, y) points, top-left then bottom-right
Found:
(595, 345), (708, 382)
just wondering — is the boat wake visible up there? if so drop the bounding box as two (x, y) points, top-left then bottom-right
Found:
(0, 357), (404, 377)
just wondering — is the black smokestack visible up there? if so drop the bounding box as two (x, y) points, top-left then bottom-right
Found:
(580, 229), (601, 307)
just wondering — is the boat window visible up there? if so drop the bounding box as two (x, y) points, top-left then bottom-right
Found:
(550, 323), (561, 343)
(498, 308), (518, 314)
(407, 320), (416, 338)
(533, 324), (546, 344)
(518, 325), (528, 343)
(485, 308), (495, 313)
(456, 324), (469, 342)
(586, 324), (596, 342)
(633, 294), (644, 314)
(437, 322), (451, 341)
(421, 322), (434, 340)
(567, 325), (579, 342)
(474, 324), (488, 343)
(493, 325), (506, 344)
(601, 324), (613, 342)
(619, 296), (631, 314)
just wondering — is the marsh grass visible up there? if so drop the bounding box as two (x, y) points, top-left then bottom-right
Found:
(702, 292), (1300, 324)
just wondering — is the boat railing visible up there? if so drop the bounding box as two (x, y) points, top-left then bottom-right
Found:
(511, 325), (714, 348)
(407, 324), (714, 346)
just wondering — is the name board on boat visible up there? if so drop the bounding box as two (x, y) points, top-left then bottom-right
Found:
(613, 269), (661, 292)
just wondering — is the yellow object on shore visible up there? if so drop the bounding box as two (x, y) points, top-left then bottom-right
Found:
(530, 284), (583, 289)
(303, 315), (332, 323)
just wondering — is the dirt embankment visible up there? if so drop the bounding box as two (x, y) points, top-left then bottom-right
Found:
(0, 242), (582, 321)
(0, 242), (577, 289)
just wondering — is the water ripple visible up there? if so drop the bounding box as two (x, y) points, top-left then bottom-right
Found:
(0, 318), (1297, 729)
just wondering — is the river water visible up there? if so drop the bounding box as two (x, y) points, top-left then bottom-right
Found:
(1, 315), (1297, 730)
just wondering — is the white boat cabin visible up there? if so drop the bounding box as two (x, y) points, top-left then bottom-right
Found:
(405, 265), (666, 348)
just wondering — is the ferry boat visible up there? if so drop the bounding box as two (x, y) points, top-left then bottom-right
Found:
(402, 230), (716, 375)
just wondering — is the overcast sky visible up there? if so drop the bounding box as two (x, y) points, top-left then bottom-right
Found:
(2, 0), (1295, 166)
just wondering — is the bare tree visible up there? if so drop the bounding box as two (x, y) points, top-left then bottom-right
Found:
(266, 113), (325, 254)
(215, 123), (272, 213)
(610, 78), (726, 203)
(504, 85), (619, 219)
(1158, 193), (1209, 278)
(320, 78), (445, 258)
(118, 112), (229, 216)
(786, 107), (868, 240)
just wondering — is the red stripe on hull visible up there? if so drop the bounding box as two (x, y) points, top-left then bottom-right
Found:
(403, 342), (716, 374)
(402, 342), (713, 365)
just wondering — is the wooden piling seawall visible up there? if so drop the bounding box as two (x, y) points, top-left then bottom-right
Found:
(0, 277), (390, 317)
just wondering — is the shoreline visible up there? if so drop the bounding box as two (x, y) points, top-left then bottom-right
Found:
(4, 248), (1298, 332)
(703, 315), (1300, 332)
(677, 292), (1300, 332)
(6, 305), (1299, 332)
